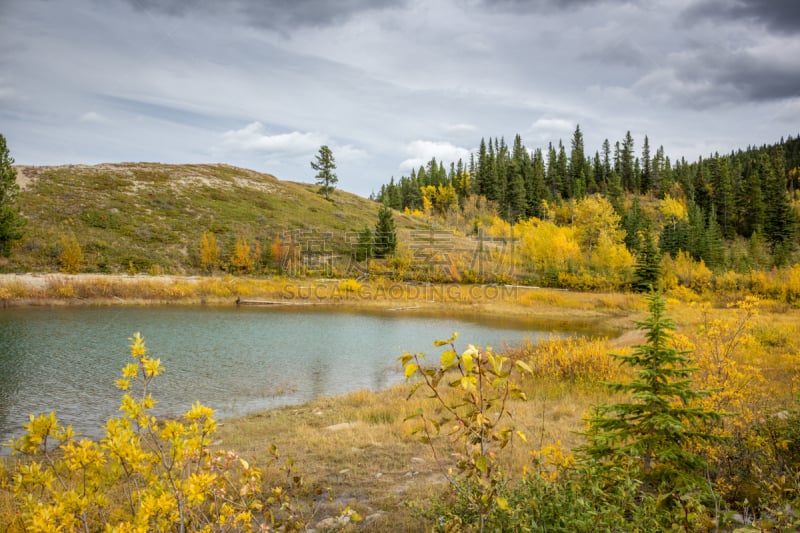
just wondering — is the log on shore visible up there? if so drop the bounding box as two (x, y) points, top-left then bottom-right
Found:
(235, 298), (322, 306)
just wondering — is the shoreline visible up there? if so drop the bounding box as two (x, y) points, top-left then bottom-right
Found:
(0, 272), (641, 324)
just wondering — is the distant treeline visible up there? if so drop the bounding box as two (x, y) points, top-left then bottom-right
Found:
(375, 128), (800, 266)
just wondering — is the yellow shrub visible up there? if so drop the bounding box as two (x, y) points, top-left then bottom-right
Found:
(59, 231), (83, 274)
(666, 284), (703, 303)
(667, 251), (713, 293)
(230, 234), (253, 274)
(56, 284), (74, 298)
(337, 278), (362, 296)
(0, 333), (307, 531)
(510, 336), (624, 384)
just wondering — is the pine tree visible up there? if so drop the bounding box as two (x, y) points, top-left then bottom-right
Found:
(374, 204), (397, 258)
(623, 197), (645, 253)
(640, 135), (651, 193)
(582, 294), (722, 491)
(545, 142), (560, 199)
(355, 225), (373, 262)
(687, 201), (708, 261)
(556, 141), (569, 198)
(311, 145), (338, 200)
(0, 133), (25, 256)
(569, 125), (587, 199)
(526, 148), (547, 218)
(705, 206), (725, 270)
(620, 131), (636, 192)
(632, 223), (661, 292)
(509, 134), (530, 219)
(710, 155), (735, 239)
(762, 149), (797, 264)
(658, 215), (689, 258)
(736, 157), (765, 238)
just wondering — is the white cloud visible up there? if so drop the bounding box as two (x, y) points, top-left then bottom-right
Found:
(332, 143), (368, 162)
(442, 122), (477, 133)
(79, 111), (109, 124)
(399, 140), (471, 171)
(529, 118), (574, 134)
(220, 122), (325, 155)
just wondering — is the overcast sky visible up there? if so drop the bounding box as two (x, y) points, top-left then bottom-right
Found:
(2, 0), (799, 196)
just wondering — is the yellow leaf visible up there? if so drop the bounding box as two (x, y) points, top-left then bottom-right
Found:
(475, 454), (488, 473)
(440, 349), (457, 370)
(516, 430), (528, 443)
(514, 360), (533, 374)
(460, 375), (477, 392)
(405, 363), (419, 379)
(496, 496), (510, 511)
(462, 352), (474, 374)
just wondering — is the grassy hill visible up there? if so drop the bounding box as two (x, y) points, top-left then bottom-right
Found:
(5, 163), (425, 274)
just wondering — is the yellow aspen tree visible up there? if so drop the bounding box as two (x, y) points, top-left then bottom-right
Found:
(199, 231), (220, 272)
(271, 235), (284, 269)
(230, 234), (253, 274)
(252, 240), (263, 272)
(59, 230), (83, 273)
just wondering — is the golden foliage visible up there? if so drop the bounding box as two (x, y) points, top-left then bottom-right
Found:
(420, 184), (459, 216)
(58, 231), (83, 274)
(517, 218), (581, 271)
(509, 336), (625, 384)
(658, 194), (688, 224)
(1, 333), (306, 531)
(572, 195), (625, 254)
(199, 231), (220, 272)
(229, 234), (253, 274)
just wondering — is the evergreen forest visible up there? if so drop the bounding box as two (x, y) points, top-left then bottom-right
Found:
(375, 128), (800, 275)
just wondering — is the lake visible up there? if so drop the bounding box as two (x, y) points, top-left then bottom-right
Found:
(0, 305), (592, 445)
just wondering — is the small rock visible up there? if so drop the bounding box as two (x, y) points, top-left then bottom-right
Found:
(324, 422), (358, 431)
(410, 457), (425, 464)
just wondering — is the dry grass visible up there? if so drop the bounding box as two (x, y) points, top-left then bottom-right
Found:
(215, 378), (603, 531)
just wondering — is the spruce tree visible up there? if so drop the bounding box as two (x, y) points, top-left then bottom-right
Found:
(355, 226), (373, 262)
(641, 135), (651, 193)
(710, 155), (735, 239)
(762, 149), (797, 264)
(622, 197), (645, 253)
(705, 206), (725, 270)
(545, 142), (560, 199)
(0, 133), (25, 256)
(620, 131), (636, 192)
(633, 223), (661, 292)
(556, 141), (569, 198)
(582, 294), (722, 491)
(569, 125), (587, 199)
(310, 145), (338, 200)
(736, 158), (765, 238)
(374, 204), (397, 258)
(526, 148), (547, 218)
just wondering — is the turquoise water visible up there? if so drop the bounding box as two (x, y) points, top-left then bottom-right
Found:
(0, 305), (584, 444)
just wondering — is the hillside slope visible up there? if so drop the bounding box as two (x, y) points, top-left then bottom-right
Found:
(6, 163), (423, 274)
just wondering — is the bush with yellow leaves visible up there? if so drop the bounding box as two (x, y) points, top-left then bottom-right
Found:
(1, 333), (306, 532)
